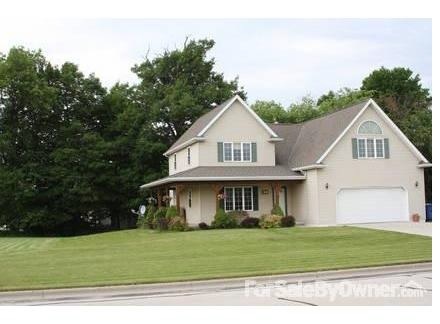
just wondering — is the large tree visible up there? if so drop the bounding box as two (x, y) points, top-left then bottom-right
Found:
(132, 38), (246, 147)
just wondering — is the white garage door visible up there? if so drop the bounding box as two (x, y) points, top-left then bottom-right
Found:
(336, 187), (409, 224)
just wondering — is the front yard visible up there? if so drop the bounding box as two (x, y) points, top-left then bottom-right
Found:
(0, 227), (432, 291)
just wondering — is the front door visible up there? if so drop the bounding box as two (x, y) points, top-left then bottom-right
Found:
(279, 186), (287, 216)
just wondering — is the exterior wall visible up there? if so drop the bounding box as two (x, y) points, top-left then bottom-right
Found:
(314, 105), (426, 225)
(169, 142), (200, 175)
(198, 101), (276, 166)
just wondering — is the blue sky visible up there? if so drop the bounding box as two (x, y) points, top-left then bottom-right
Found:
(0, 19), (431, 106)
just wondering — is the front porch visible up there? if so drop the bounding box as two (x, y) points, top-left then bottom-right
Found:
(146, 180), (304, 226)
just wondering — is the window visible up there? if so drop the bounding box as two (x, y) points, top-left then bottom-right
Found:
(243, 143), (251, 161)
(358, 121), (382, 135)
(224, 143), (232, 161)
(223, 142), (253, 162)
(376, 139), (384, 158)
(187, 147), (191, 165)
(233, 143), (241, 161)
(173, 154), (177, 170)
(357, 138), (385, 159)
(358, 139), (366, 158)
(224, 187), (253, 211)
(188, 190), (192, 208)
(367, 139), (375, 158)
(224, 187), (234, 211)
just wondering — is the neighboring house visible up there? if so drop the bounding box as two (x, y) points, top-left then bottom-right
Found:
(141, 95), (431, 226)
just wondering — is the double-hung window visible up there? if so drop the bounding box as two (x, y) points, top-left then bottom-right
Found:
(224, 142), (252, 162)
(224, 186), (253, 211)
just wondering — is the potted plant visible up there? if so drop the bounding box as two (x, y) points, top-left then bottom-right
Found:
(412, 213), (421, 222)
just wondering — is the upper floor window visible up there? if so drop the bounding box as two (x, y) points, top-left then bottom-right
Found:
(358, 121), (382, 135)
(173, 154), (177, 170)
(356, 121), (385, 159)
(187, 147), (191, 165)
(224, 142), (252, 162)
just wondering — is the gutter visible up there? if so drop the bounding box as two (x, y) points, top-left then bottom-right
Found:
(291, 164), (327, 172)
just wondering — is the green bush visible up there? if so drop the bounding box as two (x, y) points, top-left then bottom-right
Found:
(281, 215), (296, 227)
(166, 206), (178, 219)
(240, 217), (260, 228)
(168, 216), (187, 231)
(145, 205), (157, 229)
(271, 204), (284, 216)
(198, 222), (209, 230)
(211, 208), (237, 229)
(227, 210), (249, 224)
(136, 216), (147, 229)
(153, 207), (168, 230)
(260, 214), (282, 229)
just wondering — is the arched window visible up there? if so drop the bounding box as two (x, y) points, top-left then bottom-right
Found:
(358, 121), (382, 135)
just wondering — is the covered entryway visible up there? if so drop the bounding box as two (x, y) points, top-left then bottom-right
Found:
(336, 187), (409, 224)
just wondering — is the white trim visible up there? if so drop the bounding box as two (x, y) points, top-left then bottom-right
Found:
(268, 137), (284, 142)
(140, 175), (306, 189)
(291, 164), (327, 171)
(417, 163), (432, 168)
(164, 137), (205, 157)
(316, 99), (428, 163)
(197, 95), (279, 138)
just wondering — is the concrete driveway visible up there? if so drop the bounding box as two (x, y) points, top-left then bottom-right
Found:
(353, 222), (432, 237)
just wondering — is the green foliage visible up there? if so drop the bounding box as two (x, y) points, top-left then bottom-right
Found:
(227, 210), (249, 224)
(317, 88), (374, 114)
(166, 206), (179, 219)
(260, 214), (282, 229)
(280, 216), (296, 227)
(198, 222), (209, 230)
(271, 204), (284, 217)
(168, 217), (187, 231)
(211, 208), (237, 229)
(252, 100), (288, 123)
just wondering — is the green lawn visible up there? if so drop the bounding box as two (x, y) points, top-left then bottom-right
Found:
(0, 227), (432, 291)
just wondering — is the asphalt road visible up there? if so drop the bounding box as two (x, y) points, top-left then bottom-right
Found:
(1, 264), (431, 306)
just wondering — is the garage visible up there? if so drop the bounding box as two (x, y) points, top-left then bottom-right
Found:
(336, 187), (409, 224)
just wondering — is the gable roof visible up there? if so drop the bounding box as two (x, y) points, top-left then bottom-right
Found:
(269, 99), (428, 169)
(164, 95), (280, 156)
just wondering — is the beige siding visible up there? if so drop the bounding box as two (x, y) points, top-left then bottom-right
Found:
(315, 104), (426, 224)
(169, 142), (200, 175)
(198, 101), (276, 166)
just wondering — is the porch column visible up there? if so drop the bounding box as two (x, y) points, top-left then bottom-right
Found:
(211, 184), (223, 211)
(272, 182), (282, 207)
(175, 184), (185, 216)
(157, 188), (163, 207)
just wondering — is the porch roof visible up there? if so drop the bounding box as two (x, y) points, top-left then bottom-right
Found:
(140, 166), (305, 189)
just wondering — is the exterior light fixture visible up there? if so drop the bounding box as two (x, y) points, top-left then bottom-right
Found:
(325, 183), (329, 190)
(415, 181), (419, 188)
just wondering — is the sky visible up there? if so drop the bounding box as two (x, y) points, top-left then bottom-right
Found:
(0, 19), (432, 106)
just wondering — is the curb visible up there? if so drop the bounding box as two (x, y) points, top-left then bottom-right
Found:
(0, 262), (432, 304)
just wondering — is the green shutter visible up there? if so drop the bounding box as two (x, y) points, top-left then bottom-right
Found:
(384, 138), (390, 159)
(252, 186), (259, 211)
(352, 138), (358, 159)
(251, 142), (257, 162)
(217, 142), (223, 162)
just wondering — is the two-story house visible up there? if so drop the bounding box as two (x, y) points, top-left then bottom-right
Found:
(141, 95), (431, 226)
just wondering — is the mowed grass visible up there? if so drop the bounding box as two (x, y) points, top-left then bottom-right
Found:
(0, 227), (432, 291)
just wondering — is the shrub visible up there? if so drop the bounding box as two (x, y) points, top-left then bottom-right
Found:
(145, 205), (157, 229)
(240, 217), (260, 228)
(211, 208), (237, 229)
(166, 206), (179, 219)
(153, 207), (168, 230)
(260, 214), (282, 229)
(168, 216), (187, 231)
(198, 222), (209, 230)
(281, 215), (296, 227)
(227, 210), (249, 224)
(271, 204), (284, 216)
